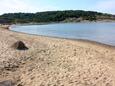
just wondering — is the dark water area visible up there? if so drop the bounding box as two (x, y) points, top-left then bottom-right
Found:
(11, 22), (115, 46)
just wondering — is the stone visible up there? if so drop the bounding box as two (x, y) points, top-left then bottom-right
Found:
(12, 41), (28, 50)
(0, 80), (14, 86)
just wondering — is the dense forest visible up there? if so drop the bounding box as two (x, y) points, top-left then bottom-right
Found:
(0, 10), (115, 24)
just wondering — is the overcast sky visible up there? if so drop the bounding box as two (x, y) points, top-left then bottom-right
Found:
(0, 0), (115, 15)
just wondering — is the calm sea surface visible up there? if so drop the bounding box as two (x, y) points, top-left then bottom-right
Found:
(11, 22), (115, 46)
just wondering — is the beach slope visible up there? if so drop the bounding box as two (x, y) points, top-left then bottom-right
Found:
(0, 26), (115, 86)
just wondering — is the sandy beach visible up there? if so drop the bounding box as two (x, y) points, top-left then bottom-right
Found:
(0, 26), (115, 86)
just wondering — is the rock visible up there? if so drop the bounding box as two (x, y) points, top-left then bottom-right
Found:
(0, 80), (14, 86)
(12, 41), (28, 50)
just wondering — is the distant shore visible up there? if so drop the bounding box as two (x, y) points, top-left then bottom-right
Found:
(1, 10), (115, 25)
(0, 25), (115, 86)
(6, 19), (115, 26)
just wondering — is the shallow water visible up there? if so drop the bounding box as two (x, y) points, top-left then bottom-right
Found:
(11, 22), (115, 46)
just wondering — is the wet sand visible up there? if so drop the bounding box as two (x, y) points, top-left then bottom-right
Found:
(0, 26), (115, 86)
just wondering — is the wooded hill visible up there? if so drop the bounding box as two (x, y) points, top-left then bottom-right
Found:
(0, 10), (115, 24)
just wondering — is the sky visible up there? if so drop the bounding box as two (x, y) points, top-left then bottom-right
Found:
(0, 0), (115, 15)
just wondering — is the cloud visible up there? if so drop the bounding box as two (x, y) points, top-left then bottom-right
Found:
(0, 0), (57, 14)
(0, 0), (36, 14)
(95, 0), (115, 13)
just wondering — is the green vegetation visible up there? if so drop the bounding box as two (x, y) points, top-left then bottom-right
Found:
(0, 10), (115, 24)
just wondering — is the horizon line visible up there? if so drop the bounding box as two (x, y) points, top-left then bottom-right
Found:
(0, 10), (114, 15)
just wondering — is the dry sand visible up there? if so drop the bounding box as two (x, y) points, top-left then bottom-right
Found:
(0, 26), (115, 86)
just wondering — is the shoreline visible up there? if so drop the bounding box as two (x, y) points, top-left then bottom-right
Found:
(9, 24), (115, 48)
(0, 25), (115, 86)
(10, 29), (115, 48)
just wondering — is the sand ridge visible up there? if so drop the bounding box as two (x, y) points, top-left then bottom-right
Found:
(0, 26), (115, 86)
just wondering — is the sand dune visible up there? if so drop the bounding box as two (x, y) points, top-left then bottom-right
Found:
(0, 26), (115, 86)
